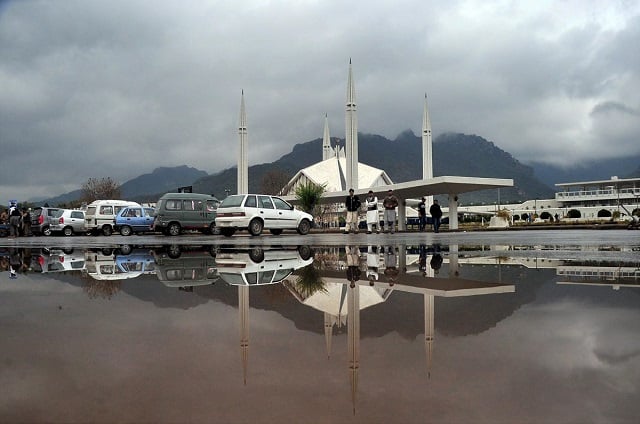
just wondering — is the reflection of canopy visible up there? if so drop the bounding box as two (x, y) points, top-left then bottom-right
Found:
(303, 282), (391, 316)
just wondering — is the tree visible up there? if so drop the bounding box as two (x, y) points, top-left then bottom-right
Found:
(81, 177), (121, 203)
(295, 183), (326, 214)
(259, 169), (292, 195)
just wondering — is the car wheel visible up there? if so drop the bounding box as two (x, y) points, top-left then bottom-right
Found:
(249, 218), (263, 236)
(269, 229), (283, 236)
(42, 226), (52, 236)
(298, 245), (313, 261)
(249, 247), (265, 263)
(102, 226), (113, 236)
(297, 219), (311, 235)
(118, 245), (132, 255)
(167, 245), (181, 259)
(209, 223), (219, 235)
(101, 248), (113, 256)
(221, 228), (236, 237)
(120, 225), (132, 236)
(168, 223), (181, 236)
(63, 227), (73, 237)
(62, 247), (74, 254)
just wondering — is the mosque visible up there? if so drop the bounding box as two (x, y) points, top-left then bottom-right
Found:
(236, 60), (513, 230)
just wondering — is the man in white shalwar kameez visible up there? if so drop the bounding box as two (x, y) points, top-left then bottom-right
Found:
(364, 190), (380, 234)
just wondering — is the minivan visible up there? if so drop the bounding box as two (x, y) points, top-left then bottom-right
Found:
(153, 193), (220, 236)
(85, 200), (141, 236)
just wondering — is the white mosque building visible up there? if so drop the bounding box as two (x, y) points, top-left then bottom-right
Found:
(237, 60), (514, 230)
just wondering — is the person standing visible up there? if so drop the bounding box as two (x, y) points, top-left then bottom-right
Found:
(22, 208), (32, 237)
(364, 190), (379, 234)
(418, 197), (427, 231)
(8, 202), (21, 238)
(382, 189), (399, 233)
(344, 189), (361, 234)
(429, 199), (443, 233)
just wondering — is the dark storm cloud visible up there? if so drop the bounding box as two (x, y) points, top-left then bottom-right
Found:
(1, 0), (639, 201)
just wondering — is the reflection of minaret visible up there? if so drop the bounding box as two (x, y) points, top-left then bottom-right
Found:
(424, 294), (434, 378)
(422, 94), (433, 206)
(237, 90), (248, 194)
(347, 283), (360, 415)
(324, 312), (333, 358)
(345, 60), (358, 190)
(322, 113), (333, 161)
(239, 286), (249, 385)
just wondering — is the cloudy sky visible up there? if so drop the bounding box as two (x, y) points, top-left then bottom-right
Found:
(1, 0), (639, 202)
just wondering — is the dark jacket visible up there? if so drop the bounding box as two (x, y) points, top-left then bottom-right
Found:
(429, 203), (443, 218)
(345, 195), (361, 212)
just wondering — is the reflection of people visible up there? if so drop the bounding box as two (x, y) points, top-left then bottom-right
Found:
(430, 252), (443, 274)
(345, 246), (361, 288)
(383, 190), (399, 234)
(418, 244), (427, 275)
(429, 199), (443, 233)
(383, 245), (398, 286)
(365, 190), (380, 234)
(344, 189), (361, 234)
(9, 248), (22, 279)
(366, 245), (379, 285)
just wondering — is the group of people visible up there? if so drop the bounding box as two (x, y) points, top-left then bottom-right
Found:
(344, 189), (443, 234)
(0, 202), (32, 238)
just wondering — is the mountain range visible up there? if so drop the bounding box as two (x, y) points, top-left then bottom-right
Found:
(40, 132), (639, 206)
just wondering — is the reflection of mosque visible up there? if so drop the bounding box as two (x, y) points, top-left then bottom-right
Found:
(238, 244), (516, 413)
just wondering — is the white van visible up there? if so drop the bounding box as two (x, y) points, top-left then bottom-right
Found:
(85, 199), (141, 236)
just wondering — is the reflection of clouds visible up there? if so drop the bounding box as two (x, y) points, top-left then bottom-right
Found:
(492, 300), (640, 373)
(1, 275), (81, 293)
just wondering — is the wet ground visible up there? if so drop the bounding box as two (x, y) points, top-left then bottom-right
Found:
(1, 230), (639, 423)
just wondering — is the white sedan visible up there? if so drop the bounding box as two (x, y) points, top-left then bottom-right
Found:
(215, 194), (313, 237)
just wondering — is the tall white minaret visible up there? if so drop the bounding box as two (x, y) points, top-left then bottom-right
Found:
(322, 113), (332, 161)
(422, 93), (433, 180)
(345, 60), (358, 190)
(237, 90), (248, 194)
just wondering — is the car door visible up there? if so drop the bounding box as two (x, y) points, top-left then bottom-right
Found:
(182, 199), (204, 229)
(69, 211), (86, 233)
(272, 197), (298, 229)
(257, 195), (279, 228)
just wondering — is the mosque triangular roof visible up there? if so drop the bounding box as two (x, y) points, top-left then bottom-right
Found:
(281, 156), (393, 195)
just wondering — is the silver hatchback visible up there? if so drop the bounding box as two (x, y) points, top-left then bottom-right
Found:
(50, 209), (86, 236)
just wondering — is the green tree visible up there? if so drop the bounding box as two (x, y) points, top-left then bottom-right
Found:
(295, 183), (326, 214)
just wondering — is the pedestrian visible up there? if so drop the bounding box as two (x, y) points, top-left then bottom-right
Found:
(382, 189), (399, 233)
(364, 190), (380, 234)
(0, 208), (8, 224)
(22, 208), (32, 237)
(429, 199), (443, 233)
(344, 189), (361, 234)
(418, 197), (427, 231)
(8, 202), (22, 238)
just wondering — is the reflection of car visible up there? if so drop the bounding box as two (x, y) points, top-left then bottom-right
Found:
(216, 194), (313, 237)
(50, 209), (86, 236)
(30, 207), (64, 236)
(216, 246), (314, 286)
(84, 249), (155, 280)
(154, 246), (220, 290)
(31, 249), (86, 273)
(114, 206), (156, 236)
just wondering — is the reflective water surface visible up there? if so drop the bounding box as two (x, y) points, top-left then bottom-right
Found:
(2, 242), (639, 423)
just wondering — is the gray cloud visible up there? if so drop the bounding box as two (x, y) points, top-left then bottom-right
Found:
(1, 0), (639, 201)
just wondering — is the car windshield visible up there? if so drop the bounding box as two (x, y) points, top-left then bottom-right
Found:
(219, 195), (245, 208)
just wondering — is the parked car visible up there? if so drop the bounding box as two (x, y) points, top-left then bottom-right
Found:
(30, 207), (64, 236)
(153, 193), (220, 236)
(113, 206), (156, 236)
(50, 209), (86, 236)
(85, 200), (141, 236)
(215, 194), (313, 237)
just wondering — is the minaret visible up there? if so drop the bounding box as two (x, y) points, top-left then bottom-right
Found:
(422, 94), (434, 207)
(322, 113), (332, 161)
(345, 60), (358, 190)
(237, 90), (248, 194)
